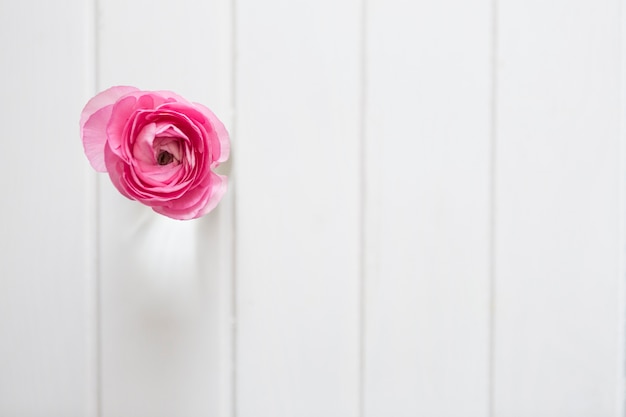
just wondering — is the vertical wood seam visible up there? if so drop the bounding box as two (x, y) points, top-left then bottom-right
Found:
(358, 0), (367, 414)
(488, 0), (498, 415)
(231, 0), (238, 414)
(616, 0), (626, 417)
(92, 0), (102, 414)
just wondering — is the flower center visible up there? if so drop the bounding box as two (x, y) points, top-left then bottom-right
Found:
(157, 150), (174, 165)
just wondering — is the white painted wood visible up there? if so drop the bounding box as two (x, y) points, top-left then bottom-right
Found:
(97, 0), (234, 416)
(235, 0), (361, 415)
(494, 0), (624, 415)
(3, 2), (626, 416)
(0, 0), (97, 415)
(363, 1), (493, 416)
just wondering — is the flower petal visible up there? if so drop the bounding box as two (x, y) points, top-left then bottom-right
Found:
(153, 172), (227, 220)
(82, 105), (113, 172)
(132, 122), (157, 165)
(196, 173), (228, 216)
(79, 86), (138, 130)
(80, 86), (138, 172)
(194, 102), (230, 165)
(106, 95), (138, 155)
(104, 142), (133, 200)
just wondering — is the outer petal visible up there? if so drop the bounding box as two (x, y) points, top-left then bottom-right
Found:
(106, 95), (139, 156)
(82, 105), (114, 172)
(193, 102), (230, 164)
(154, 173), (228, 220)
(112, 90), (190, 109)
(150, 90), (194, 105)
(195, 173), (228, 216)
(80, 86), (138, 172)
(79, 86), (138, 130)
(104, 142), (133, 200)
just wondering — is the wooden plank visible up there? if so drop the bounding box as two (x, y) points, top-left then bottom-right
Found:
(0, 0), (97, 415)
(234, 0), (361, 415)
(97, 0), (234, 416)
(494, 0), (624, 415)
(363, 0), (493, 415)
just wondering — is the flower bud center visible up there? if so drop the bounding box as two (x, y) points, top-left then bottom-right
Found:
(157, 150), (174, 165)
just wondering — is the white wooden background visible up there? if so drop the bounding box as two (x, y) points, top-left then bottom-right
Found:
(0, 0), (624, 416)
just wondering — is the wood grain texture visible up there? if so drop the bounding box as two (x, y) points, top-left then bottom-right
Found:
(0, 0), (96, 415)
(235, 0), (361, 415)
(494, 0), (625, 415)
(363, 1), (493, 416)
(3, 1), (626, 415)
(97, 0), (234, 416)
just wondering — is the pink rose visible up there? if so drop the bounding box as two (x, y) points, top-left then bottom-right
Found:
(80, 86), (230, 220)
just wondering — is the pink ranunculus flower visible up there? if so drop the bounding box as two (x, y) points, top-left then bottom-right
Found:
(80, 86), (230, 220)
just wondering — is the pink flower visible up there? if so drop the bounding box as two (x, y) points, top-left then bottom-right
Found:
(80, 86), (230, 220)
